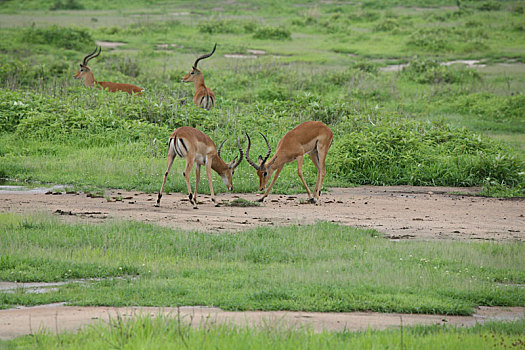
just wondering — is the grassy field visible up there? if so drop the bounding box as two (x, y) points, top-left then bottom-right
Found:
(0, 0), (524, 346)
(2, 316), (525, 350)
(1, 213), (524, 314)
(0, 0), (524, 196)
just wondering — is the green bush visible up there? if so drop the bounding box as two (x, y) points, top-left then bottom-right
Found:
(49, 0), (84, 10)
(21, 25), (93, 50)
(328, 117), (524, 186)
(402, 57), (481, 84)
(450, 93), (525, 125)
(478, 1), (502, 11)
(253, 26), (291, 40)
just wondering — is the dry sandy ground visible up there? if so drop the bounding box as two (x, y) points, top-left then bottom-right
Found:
(1, 185), (524, 241)
(1, 304), (523, 340)
(1, 185), (524, 339)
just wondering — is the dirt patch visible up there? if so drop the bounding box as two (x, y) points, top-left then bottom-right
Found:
(1, 186), (523, 241)
(0, 305), (522, 340)
(95, 41), (126, 49)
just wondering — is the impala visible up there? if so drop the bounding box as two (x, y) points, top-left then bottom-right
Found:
(245, 121), (333, 204)
(182, 44), (216, 110)
(74, 46), (143, 95)
(155, 126), (243, 209)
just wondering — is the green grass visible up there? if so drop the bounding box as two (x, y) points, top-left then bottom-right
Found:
(1, 213), (524, 315)
(3, 315), (525, 349)
(0, 0), (524, 195)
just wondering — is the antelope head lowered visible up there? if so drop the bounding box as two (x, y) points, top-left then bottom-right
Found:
(245, 121), (334, 204)
(155, 126), (243, 209)
(74, 46), (143, 95)
(182, 44), (216, 110)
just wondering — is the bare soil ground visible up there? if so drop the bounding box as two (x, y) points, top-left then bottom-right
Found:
(1, 186), (524, 339)
(1, 186), (524, 241)
(1, 304), (524, 340)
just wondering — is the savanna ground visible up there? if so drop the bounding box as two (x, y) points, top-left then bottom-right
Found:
(0, 0), (525, 348)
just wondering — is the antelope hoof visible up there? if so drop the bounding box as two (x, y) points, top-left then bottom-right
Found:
(154, 203), (160, 208)
(215, 203), (221, 207)
(257, 197), (265, 203)
(308, 197), (317, 204)
(193, 206), (198, 209)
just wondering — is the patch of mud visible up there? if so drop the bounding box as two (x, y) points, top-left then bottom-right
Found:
(441, 60), (486, 67)
(0, 305), (522, 340)
(247, 49), (266, 55)
(379, 63), (409, 72)
(156, 43), (184, 49)
(224, 54), (257, 59)
(380, 60), (489, 72)
(0, 277), (132, 295)
(1, 186), (524, 241)
(95, 41), (126, 49)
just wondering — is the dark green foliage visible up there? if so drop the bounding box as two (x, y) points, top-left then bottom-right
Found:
(478, 1), (502, 11)
(50, 0), (84, 10)
(253, 26), (291, 40)
(328, 117), (523, 186)
(21, 25), (93, 50)
(402, 57), (481, 84)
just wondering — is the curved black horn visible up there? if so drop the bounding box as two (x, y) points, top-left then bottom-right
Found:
(217, 139), (227, 158)
(82, 46), (99, 65)
(85, 46), (101, 65)
(231, 137), (244, 170)
(259, 132), (272, 167)
(193, 43), (217, 69)
(244, 133), (260, 170)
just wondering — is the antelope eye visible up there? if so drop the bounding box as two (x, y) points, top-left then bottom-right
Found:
(190, 71), (195, 75)
(263, 172), (268, 177)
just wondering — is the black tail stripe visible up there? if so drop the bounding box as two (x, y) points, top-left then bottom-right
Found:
(180, 138), (188, 153)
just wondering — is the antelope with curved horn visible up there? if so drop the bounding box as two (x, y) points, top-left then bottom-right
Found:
(156, 126), (243, 209)
(182, 44), (216, 110)
(74, 46), (143, 95)
(245, 121), (333, 204)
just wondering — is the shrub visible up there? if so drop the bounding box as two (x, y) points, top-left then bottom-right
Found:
(50, 0), (84, 10)
(401, 57), (481, 84)
(253, 26), (291, 40)
(21, 25), (93, 50)
(374, 18), (399, 32)
(478, 1), (502, 11)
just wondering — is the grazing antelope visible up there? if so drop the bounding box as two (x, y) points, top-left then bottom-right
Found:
(155, 126), (243, 209)
(245, 121), (333, 204)
(74, 46), (143, 95)
(182, 44), (216, 110)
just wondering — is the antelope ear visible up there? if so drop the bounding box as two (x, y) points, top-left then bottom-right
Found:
(258, 155), (263, 162)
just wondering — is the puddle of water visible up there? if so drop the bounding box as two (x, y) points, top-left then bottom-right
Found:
(0, 184), (65, 194)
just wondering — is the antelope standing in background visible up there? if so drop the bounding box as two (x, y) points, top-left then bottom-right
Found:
(182, 44), (216, 110)
(155, 126), (243, 209)
(74, 46), (143, 95)
(245, 121), (333, 204)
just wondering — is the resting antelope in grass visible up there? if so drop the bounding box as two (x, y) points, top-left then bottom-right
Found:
(182, 44), (216, 110)
(245, 121), (333, 204)
(74, 46), (143, 95)
(155, 126), (243, 209)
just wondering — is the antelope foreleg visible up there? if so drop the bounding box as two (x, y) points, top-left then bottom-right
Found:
(296, 156), (313, 202)
(259, 167), (283, 202)
(155, 141), (176, 207)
